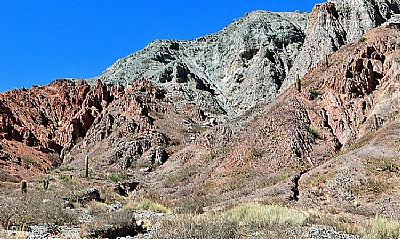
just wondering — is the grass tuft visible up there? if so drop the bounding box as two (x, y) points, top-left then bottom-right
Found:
(365, 217), (400, 239)
(134, 199), (170, 214)
(152, 214), (240, 239)
(226, 203), (307, 228)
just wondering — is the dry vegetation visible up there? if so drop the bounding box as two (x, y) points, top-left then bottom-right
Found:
(0, 190), (77, 229)
(151, 203), (307, 239)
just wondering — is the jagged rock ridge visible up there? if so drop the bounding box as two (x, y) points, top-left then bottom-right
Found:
(90, 11), (311, 118)
(284, 0), (400, 90)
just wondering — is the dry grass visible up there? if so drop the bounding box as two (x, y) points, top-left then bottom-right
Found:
(151, 203), (307, 239)
(226, 203), (307, 228)
(164, 164), (199, 188)
(364, 217), (400, 239)
(151, 214), (240, 239)
(130, 198), (170, 214)
(351, 178), (391, 196)
(366, 157), (400, 174)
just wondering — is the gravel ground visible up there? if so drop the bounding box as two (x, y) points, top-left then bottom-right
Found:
(306, 226), (361, 239)
(1, 218), (362, 239)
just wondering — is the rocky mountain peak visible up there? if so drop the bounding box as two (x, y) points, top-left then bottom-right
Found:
(90, 10), (310, 118)
(283, 0), (400, 91)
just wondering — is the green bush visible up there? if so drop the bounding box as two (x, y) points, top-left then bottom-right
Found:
(59, 175), (73, 183)
(305, 124), (322, 140)
(107, 173), (122, 182)
(359, 36), (368, 42)
(58, 164), (74, 171)
(134, 199), (170, 213)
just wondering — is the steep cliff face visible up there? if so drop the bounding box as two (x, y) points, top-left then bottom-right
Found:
(64, 79), (177, 175)
(283, 0), (400, 91)
(0, 80), (115, 180)
(0, 80), (113, 152)
(331, 0), (399, 42)
(89, 11), (310, 118)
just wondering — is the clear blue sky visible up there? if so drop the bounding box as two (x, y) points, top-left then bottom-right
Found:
(0, 0), (323, 92)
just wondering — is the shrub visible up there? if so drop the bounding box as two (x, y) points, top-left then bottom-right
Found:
(259, 172), (289, 188)
(307, 212), (363, 236)
(164, 164), (199, 187)
(107, 173), (123, 182)
(0, 191), (77, 228)
(48, 152), (62, 168)
(251, 148), (264, 158)
(367, 157), (400, 173)
(59, 175), (73, 183)
(22, 156), (38, 166)
(134, 199), (170, 213)
(351, 178), (389, 196)
(58, 164), (74, 171)
(309, 88), (324, 100)
(226, 203), (307, 228)
(173, 195), (215, 214)
(359, 36), (368, 42)
(81, 210), (137, 238)
(305, 124), (322, 140)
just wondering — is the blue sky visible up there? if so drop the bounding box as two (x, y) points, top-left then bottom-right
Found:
(0, 1), (323, 92)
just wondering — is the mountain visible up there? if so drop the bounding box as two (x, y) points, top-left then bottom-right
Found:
(1, 0), (400, 237)
(89, 10), (310, 118)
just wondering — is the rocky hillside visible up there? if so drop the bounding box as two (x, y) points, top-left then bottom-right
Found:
(1, 0), (400, 238)
(0, 0), (399, 221)
(124, 26), (398, 211)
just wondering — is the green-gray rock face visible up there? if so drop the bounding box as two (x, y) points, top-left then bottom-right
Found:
(88, 11), (310, 119)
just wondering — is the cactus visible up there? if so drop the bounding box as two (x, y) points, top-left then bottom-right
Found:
(43, 179), (49, 190)
(295, 74), (301, 93)
(84, 155), (89, 178)
(373, 114), (379, 130)
(21, 180), (27, 194)
(324, 53), (329, 67)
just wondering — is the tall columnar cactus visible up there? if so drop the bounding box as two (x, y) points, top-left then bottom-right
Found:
(21, 180), (27, 194)
(324, 53), (329, 67)
(295, 74), (301, 93)
(84, 155), (89, 178)
(373, 114), (379, 130)
(43, 179), (49, 190)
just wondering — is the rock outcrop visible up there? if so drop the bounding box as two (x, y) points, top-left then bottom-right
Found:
(0, 80), (114, 179)
(283, 0), (400, 90)
(89, 11), (310, 118)
(0, 80), (113, 152)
